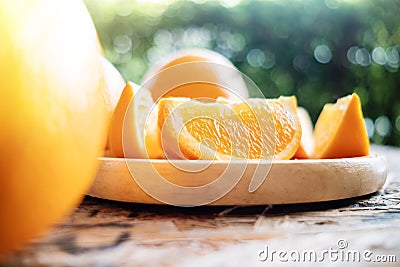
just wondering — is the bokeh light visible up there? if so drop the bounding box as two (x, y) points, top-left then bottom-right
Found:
(372, 47), (387, 65)
(375, 115), (391, 137)
(314, 45), (332, 64)
(346, 46), (358, 65)
(364, 117), (374, 139)
(386, 46), (399, 72)
(247, 49), (265, 68)
(395, 115), (400, 133)
(219, 0), (240, 8)
(355, 48), (371, 67)
(113, 34), (132, 54)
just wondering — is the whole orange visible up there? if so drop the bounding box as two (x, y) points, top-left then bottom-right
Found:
(142, 48), (249, 101)
(0, 0), (108, 254)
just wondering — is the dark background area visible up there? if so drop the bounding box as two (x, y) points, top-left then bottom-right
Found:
(84, 0), (400, 147)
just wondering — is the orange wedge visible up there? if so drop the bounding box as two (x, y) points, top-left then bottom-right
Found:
(108, 82), (163, 159)
(312, 93), (369, 159)
(101, 57), (125, 149)
(101, 57), (125, 118)
(292, 107), (314, 159)
(158, 96), (301, 160)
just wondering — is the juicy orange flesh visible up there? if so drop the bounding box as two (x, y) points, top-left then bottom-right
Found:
(233, 103), (274, 158)
(268, 101), (298, 155)
(237, 109), (265, 159)
(180, 104), (268, 159)
(158, 96), (300, 160)
(183, 113), (268, 159)
(184, 117), (233, 156)
(176, 99), (297, 159)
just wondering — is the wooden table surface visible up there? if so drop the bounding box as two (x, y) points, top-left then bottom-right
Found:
(2, 145), (400, 266)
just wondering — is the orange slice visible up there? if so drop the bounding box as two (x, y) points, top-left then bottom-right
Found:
(108, 82), (163, 159)
(100, 57), (125, 149)
(158, 96), (301, 160)
(292, 107), (314, 159)
(312, 93), (369, 159)
(101, 57), (125, 118)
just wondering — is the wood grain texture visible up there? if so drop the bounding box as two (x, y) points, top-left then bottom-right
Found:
(88, 156), (386, 205)
(1, 145), (399, 266)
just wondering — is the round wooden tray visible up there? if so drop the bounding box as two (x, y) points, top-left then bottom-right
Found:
(88, 155), (387, 206)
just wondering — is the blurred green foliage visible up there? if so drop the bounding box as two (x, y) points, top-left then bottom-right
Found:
(84, 0), (400, 146)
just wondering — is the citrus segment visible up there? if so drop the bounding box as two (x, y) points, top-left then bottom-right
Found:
(312, 93), (369, 159)
(109, 82), (137, 157)
(109, 82), (163, 159)
(100, 57), (125, 149)
(158, 96), (301, 160)
(265, 97), (302, 159)
(292, 107), (314, 159)
(101, 57), (125, 118)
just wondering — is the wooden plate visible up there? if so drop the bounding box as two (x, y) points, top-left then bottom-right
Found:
(88, 155), (387, 206)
